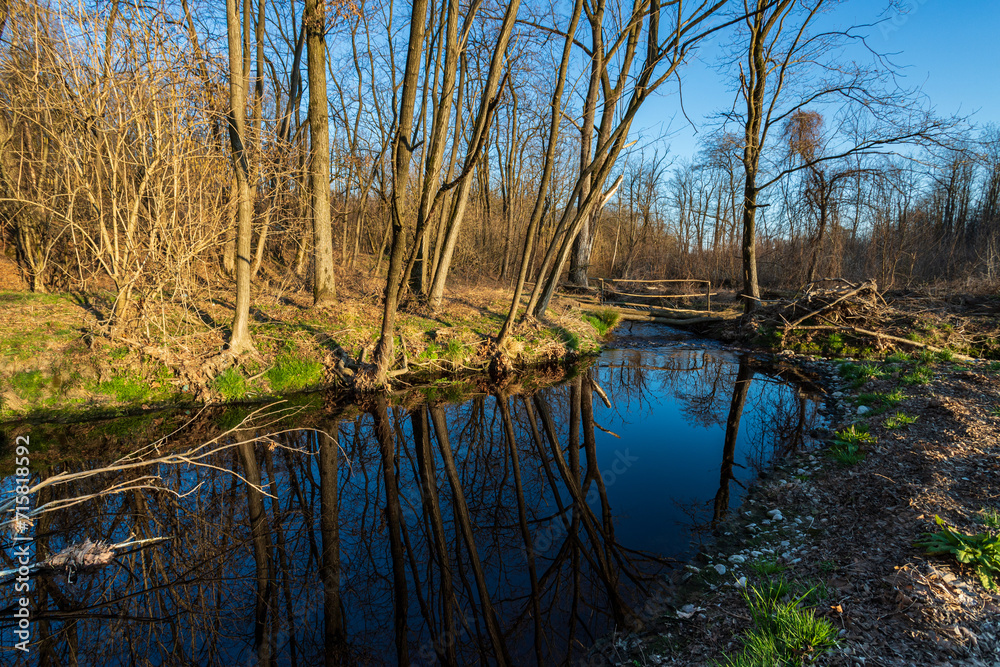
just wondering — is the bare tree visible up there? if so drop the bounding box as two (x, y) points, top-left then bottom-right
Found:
(524, 0), (732, 319)
(225, 0), (256, 354)
(727, 0), (952, 316)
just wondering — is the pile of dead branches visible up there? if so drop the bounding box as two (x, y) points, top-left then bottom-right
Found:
(775, 279), (885, 332)
(765, 279), (973, 360)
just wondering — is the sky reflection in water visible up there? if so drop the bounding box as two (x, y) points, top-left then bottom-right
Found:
(0, 327), (820, 665)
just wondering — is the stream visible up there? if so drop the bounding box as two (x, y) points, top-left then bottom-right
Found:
(0, 325), (823, 665)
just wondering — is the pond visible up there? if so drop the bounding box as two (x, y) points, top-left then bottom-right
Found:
(0, 325), (823, 665)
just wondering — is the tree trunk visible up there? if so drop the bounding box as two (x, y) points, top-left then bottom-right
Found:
(372, 0), (429, 384)
(496, 0), (582, 345)
(425, 0), (522, 312)
(225, 0), (255, 355)
(740, 179), (760, 314)
(306, 0), (336, 306)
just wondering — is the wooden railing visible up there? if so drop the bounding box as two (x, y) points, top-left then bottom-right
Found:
(597, 278), (714, 312)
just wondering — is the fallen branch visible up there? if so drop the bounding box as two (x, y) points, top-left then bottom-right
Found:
(789, 325), (974, 361)
(0, 537), (170, 583)
(590, 377), (612, 408)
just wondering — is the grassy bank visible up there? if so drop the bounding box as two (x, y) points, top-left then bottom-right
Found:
(0, 283), (620, 423)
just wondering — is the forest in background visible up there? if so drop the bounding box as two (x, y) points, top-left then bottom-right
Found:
(0, 0), (991, 384)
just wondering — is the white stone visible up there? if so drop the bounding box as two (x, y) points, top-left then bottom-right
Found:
(766, 509), (783, 519)
(736, 576), (748, 588)
(729, 555), (746, 564)
(857, 405), (871, 415)
(714, 564), (727, 576)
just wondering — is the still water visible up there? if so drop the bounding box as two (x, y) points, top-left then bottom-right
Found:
(0, 325), (821, 665)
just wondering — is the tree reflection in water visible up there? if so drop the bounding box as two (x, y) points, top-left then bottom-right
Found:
(0, 348), (820, 665)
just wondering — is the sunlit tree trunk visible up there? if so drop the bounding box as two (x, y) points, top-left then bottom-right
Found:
(225, 0), (255, 354)
(306, 0), (336, 306)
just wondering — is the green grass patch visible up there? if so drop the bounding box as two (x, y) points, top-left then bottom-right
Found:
(716, 582), (839, 666)
(756, 327), (783, 349)
(418, 342), (441, 361)
(98, 371), (152, 404)
(916, 515), (1000, 590)
(583, 308), (621, 336)
(980, 508), (1000, 530)
(267, 351), (324, 394)
(885, 412), (917, 430)
(212, 367), (249, 401)
(749, 557), (787, 577)
(10, 370), (48, 402)
(902, 365), (934, 386)
(823, 333), (845, 355)
(838, 361), (885, 389)
(0, 290), (70, 306)
(443, 338), (468, 363)
(828, 425), (872, 465)
(852, 389), (904, 417)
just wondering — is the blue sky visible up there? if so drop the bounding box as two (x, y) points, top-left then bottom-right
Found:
(632, 1), (1000, 161)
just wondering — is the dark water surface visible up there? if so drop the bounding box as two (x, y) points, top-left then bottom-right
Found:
(0, 326), (822, 665)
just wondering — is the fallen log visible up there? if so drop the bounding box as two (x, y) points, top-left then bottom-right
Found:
(576, 300), (738, 319)
(616, 311), (728, 326)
